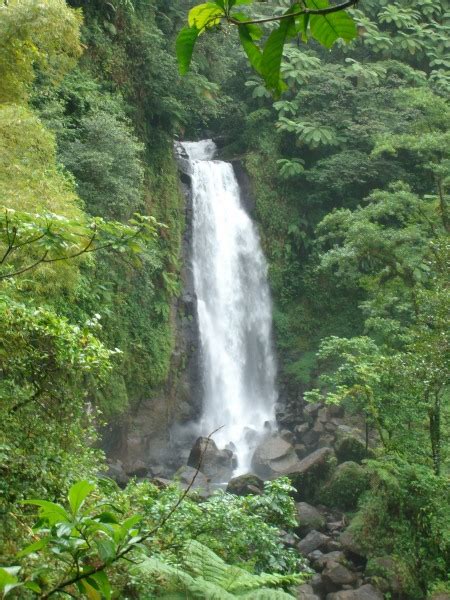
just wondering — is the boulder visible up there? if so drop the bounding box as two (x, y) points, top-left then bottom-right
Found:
(123, 459), (149, 478)
(339, 529), (366, 560)
(251, 434), (301, 479)
(304, 402), (322, 418)
(286, 447), (336, 503)
(298, 530), (331, 555)
(188, 437), (234, 482)
(334, 427), (370, 464)
(296, 502), (326, 535)
(105, 460), (129, 488)
(326, 584), (383, 600)
(226, 473), (264, 496)
(319, 462), (369, 511)
(174, 465), (210, 495)
(296, 583), (321, 600)
(313, 551), (346, 571)
(365, 556), (403, 595)
(295, 423), (310, 436)
(322, 560), (358, 590)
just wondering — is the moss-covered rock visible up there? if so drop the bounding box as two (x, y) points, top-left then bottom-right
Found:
(319, 461), (369, 511)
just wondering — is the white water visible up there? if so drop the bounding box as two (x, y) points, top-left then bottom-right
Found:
(181, 140), (277, 474)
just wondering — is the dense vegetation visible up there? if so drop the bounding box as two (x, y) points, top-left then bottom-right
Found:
(0, 0), (448, 598)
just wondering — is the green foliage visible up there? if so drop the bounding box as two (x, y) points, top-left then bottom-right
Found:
(0, 480), (145, 598)
(177, 0), (358, 93)
(349, 457), (449, 598)
(132, 477), (302, 575)
(135, 540), (301, 598)
(0, 0), (82, 102)
(0, 208), (159, 281)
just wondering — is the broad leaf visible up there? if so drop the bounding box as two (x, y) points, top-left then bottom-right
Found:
(188, 3), (223, 30)
(22, 500), (70, 524)
(261, 17), (294, 92)
(238, 25), (263, 75)
(306, 0), (357, 48)
(17, 538), (50, 558)
(89, 572), (112, 600)
(68, 480), (95, 515)
(176, 27), (200, 75)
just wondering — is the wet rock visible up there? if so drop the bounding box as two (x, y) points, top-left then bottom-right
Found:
(296, 583), (321, 600)
(304, 402), (322, 418)
(226, 473), (264, 496)
(318, 434), (337, 448)
(298, 530), (331, 555)
(326, 584), (383, 600)
(280, 530), (300, 548)
(323, 560), (358, 589)
(296, 502), (326, 535)
(251, 434), (301, 479)
(188, 437), (234, 482)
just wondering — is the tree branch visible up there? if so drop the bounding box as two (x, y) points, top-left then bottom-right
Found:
(228, 0), (359, 26)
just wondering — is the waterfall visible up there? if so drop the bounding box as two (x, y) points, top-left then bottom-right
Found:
(181, 140), (277, 475)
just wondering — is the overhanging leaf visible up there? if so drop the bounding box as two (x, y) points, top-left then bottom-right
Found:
(238, 24), (263, 75)
(176, 27), (199, 75)
(188, 3), (223, 30)
(261, 17), (294, 92)
(306, 0), (357, 48)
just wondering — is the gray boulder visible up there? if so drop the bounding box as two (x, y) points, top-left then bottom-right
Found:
(227, 473), (264, 496)
(174, 465), (210, 496)
(286, 447), (336, 502)
(339, 529), (366, 559)
(296, 583), (321, 600)
(251, 434), (301, 479)
(326, 584), (383, 600)
(296, 502), (326, 535)
(188, 437), (234, 482)
(298, 530), (331, 555)
(322, 560), (358, 590)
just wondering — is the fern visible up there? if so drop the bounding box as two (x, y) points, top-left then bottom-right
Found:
(134, 541), (302, 598)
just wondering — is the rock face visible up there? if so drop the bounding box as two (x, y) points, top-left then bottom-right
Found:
(251, 434), (301, 479)
(286, 447), (336, 502)
(296, 502), (326, 535)
(226, 473), (264, 496)
(187, 437), (234, 482)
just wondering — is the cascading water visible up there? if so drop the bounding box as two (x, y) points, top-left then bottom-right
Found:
(181, 139), (277, 475)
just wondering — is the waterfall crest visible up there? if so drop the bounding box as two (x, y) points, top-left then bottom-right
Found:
(181, 140), (277, 474)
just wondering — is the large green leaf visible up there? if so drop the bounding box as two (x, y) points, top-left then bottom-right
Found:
(188, 3), (223, 30)
(176, 26), (200, 75)
(68, 480), (95, 515)
(306, 0), (357, 48)
(261, 17), (294, 92)
(238, 24), (263, 75)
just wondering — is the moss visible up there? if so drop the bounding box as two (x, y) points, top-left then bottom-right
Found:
(319, 461), (369, 511)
